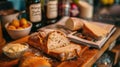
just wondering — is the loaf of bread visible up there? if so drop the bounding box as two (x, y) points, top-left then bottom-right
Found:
(65, 17), (84, 31)
(82, 22), (108, 39)
(19, 53), (51, 67)
(28, 29), (81, 61)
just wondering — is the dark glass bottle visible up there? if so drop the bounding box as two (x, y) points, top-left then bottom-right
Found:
(93, 0), (100, 13)
(45, 0), (58, 25)
(26, 0), (43, 32)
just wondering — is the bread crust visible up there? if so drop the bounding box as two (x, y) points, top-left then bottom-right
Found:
(46, 30), (69, 52)
(28, 32), (43, 50)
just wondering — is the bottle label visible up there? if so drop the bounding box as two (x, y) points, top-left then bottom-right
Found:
(47, 1), (58, 19)
(29, 3), (41, 22)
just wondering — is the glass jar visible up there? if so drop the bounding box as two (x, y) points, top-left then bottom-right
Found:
(45, 0), (58, 24)
(79, 0), (94, 19)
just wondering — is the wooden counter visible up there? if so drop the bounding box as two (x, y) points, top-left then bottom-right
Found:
(0, 27), (120, 67)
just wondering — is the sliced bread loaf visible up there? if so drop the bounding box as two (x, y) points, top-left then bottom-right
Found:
(28, 29), (81, 61)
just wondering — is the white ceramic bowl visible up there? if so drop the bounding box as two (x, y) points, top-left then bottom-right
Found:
(5, 22), (32, 39)
(2, 43), (29, 59)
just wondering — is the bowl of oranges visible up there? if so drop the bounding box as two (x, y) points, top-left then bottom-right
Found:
(5, 18), (32, 39)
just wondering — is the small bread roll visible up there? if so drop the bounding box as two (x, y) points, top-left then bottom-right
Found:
(65, 17), (84, 31)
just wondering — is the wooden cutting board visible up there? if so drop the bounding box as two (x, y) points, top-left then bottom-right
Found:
(0, 35), (88, 67)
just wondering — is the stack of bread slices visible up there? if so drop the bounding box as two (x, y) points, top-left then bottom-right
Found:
(28, 29), (81, 61)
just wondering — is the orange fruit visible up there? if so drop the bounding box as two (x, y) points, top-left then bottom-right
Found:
(11, 19), (20, 27)
(20, 18), (28, 26)
(17, 27), (24, 30)
(22, 23), (30, 28)
(7, 25), (16, 30)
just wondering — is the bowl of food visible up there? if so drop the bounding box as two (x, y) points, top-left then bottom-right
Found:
(2, 43), (29, 59)
(5, 18), (32, 39)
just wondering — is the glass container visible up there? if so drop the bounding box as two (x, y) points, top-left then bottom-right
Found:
(79, 0), (94, 19)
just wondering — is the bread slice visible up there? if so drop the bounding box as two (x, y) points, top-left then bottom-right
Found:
(49, 43), (81, 61)
(82, 22), (108, 39)
(45, 30), (70, 53)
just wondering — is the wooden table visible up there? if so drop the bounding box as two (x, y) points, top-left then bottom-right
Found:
(0, 26), (120, 67)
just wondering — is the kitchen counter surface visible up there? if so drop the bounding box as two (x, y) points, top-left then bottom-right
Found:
(0, 26), (120, 67)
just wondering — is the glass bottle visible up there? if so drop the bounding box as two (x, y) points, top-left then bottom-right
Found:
(93, 0), (100, 13)
(45, 0), (58, 25)
(26, 0), (43, 32)
(58, 0), (70, 19)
